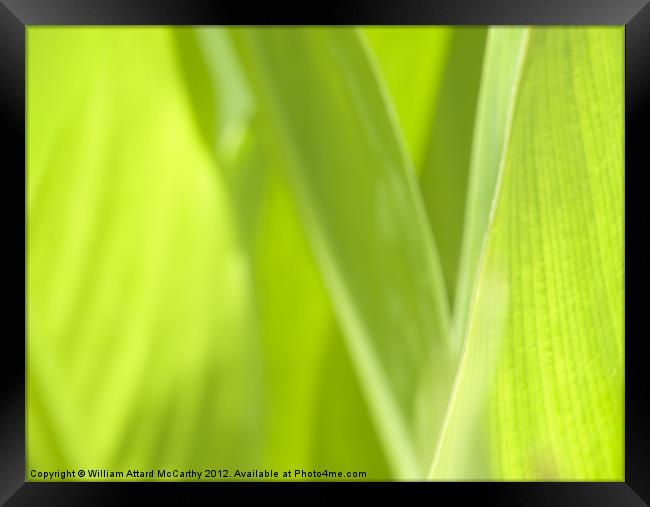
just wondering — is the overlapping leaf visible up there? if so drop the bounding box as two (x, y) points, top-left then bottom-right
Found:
(178, 28), (391, 476)
(231, 27), (452, 478)
(27, 26), (623, 482)
(366, 28), (487, 304)
(431, 27), (623, 480)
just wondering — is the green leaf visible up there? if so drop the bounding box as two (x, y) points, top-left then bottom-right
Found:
(231, 27), (452, 478)
(244, 132), (391, 476)
(417, 28), (487, 304)
(452, 27), (529, 355)
(186, 28), (391, 476)
(311, 325), (392, 479)
(431, 27), (623, 480)
(28, 26), (623, 482)
(366, 28), (487, 304)
(177, 27), (255, 168)
(363, 27), (453, 174)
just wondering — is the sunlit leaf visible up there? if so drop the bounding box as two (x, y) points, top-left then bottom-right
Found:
(27, 26), (623, 482)
(188, 28), (391, 476)
(366, 27), (487, 304)
(418, 28), (487, 303)
(452, 27), (529, 355)
(363, 27), (452, 174)
(231, 27), (452, 478)
(431, 27), (623, 480)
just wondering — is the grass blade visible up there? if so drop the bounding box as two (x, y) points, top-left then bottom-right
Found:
(231, 27), (452, 478)
(432, 27), (623, 480)
(363, 27), (453, 174)
(418, 28), (487, 303)
(452, 27), (529, 356)
(366, 27), (487, 304)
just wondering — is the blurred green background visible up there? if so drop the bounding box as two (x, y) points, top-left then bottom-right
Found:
(27, 26), (623, 480)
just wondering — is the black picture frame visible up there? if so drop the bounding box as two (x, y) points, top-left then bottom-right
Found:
(1, 1), (647, 504)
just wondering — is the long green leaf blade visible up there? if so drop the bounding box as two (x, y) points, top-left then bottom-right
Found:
(418, 28), (487, 303)
(363, 27), (453, 174)
(366, 28), (487, 303)
(231, 27), (452, 478)
(432, 27), (623, 480)
(176, 27), (392, 477)
(452, 27), (529, 355)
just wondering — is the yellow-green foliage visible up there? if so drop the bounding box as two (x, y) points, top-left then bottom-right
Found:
(27, 26), (623, 481)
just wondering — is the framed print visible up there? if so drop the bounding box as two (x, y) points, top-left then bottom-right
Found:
(1, 0), (647, 504)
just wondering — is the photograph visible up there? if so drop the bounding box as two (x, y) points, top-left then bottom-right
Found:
(1, 0), (647, 503)
(25, 26), (623, 481)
